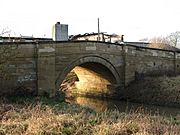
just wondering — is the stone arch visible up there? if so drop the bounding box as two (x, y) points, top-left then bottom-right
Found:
(55, 55), (121, 95)
(55, 55), (120, 94)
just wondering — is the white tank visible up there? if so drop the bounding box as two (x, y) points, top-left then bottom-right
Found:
(52, 22), (68, 41)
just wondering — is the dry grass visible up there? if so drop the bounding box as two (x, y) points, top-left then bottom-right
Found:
(0, 96), (179, 135)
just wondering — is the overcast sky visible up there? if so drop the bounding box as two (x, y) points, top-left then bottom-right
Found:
(1, 0), (180, 41)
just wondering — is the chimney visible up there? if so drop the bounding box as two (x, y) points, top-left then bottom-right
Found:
(52, 22), (68, 41)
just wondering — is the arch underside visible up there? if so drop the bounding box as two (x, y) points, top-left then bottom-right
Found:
(56, 56), (121, 97)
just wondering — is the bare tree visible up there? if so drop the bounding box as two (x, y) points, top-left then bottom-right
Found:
(149, 36), (170, 44)
(167, 31), (180, 47)
(0, 28), (11, 37)
(148, 36), (179, 51)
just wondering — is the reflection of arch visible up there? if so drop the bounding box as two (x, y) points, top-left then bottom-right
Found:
(55, 55), (121, 89)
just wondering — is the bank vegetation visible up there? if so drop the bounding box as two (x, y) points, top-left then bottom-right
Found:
(0, 96), (179, 135)
(126, 76), (180, 108)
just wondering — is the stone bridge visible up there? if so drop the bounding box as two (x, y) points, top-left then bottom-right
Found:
(1, 41), (180, 97)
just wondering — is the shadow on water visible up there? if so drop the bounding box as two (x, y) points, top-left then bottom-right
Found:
(66, 96), (180, 117)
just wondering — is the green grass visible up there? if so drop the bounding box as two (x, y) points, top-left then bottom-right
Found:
(0, 96), (179, 135)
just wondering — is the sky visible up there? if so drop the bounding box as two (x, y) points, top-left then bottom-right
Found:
(1, 0), (180, 42)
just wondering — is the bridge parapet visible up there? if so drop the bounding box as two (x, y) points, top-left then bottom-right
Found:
(124, 44), (180, 85)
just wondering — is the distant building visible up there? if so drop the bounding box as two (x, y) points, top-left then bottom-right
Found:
(69, 32), (123, 43)
(1, 21), (179, 52)
(0, 36), (52, 43)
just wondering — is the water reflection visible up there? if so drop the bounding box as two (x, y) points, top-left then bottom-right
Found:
(67, 96), (180, 117)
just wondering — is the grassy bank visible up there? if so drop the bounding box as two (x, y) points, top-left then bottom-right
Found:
(126, 76), (180, 108)
(0, 96), (179, 135)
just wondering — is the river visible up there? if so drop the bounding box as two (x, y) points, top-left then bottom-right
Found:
(66, 96), (180, 117)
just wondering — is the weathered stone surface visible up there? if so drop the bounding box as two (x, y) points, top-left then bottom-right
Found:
(37, 43), (55, 97)
(0, 41), (180, 97)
